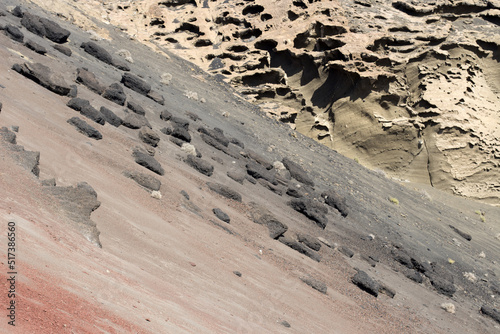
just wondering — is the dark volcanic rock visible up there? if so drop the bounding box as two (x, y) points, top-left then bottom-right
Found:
(53, 44), (72, 56)
(160, 109), (172, 121)
(127, 100), (146, 115)
(20, 13), (45, 37)
(67, 98), (105, 125)
(246, 161), (277, 184)
(200, 134), (241, 159)
(480, 305), (500, 324)
(0, 127), (40, 177)
(321, 189), (349, 217)
(198, 126), (230, 146)
(81, 41), (113, 65)
(122, 113), (151, 129)
(229, 137), (245, 149)
(201, 133), (226, 150)
(286, 184), (306, 198)
(76, 68), (105, 94)
(246, 174), (257, 184)
(185, 155), (214, 176)
(227, 168), (246, 184)
(5, 25), (24, 43)
(67, 117), (102, 140)
(0, 102), (2, 113)
(102, 83), (126, 106)
(430, 277), (456, 297)
(352, 270), (380, 297)
(282, 157), (314, 187)
(339, 246), (354, 258)
(44, 182), (101, 247)
(180, 190), (190, 200)
(99, 107), (122, 127)
(246, 149), (273, 169)
(12, 6), (24, 18)
(25, 39), (47, 54)
(248, 202), (288, 239)
(206, 182), (242, 202)
(147, 90), (164, 105)
(281, 321), (291, 328)
(161, 127), (172, 135)
(300, 277), (327, 294)
(213, 208), (230, 223)
(21, 13), (70, 44)
(449, 225), (472, 241)
(171, 126), (192, 142)
(12, 62), (71, 96)
(111, 57), (130, 72)
(139, 127), (160, 147)
(68, 85), (78, 98)
(133, 150), (165, 175)
(171, 116), (190, 130)
(406, 270), (424, 284)
(279, 236), (321, 262)
(39, 17), (71, 44)
(123, 170), (161, 191)
(21, 13), (70, 43)
(0, 127), (17, 144)
(297, 233), (321, 251)
(393, 250), (413, 269)
(257, 178), (283, 195)
(288, 197), (328, 229)
(121, 73), (151, 95)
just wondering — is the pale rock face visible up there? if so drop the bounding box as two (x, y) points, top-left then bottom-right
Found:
(31, 0), (500, 204)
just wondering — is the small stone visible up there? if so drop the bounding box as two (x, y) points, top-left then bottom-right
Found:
(233, 271), (242, 277)
(281, 320), (291, 328)
(441, 303), (456, 314)
(300, 276), (327, 294)
(213, 208), (230, 223)
(151, 190), (162, 199)
(339, 246), (354, 258)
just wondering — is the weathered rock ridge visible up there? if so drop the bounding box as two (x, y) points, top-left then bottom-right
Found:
(28, 0), (500, 203)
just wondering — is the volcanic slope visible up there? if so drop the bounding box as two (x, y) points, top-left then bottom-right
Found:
(0, 1), (500, 333)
